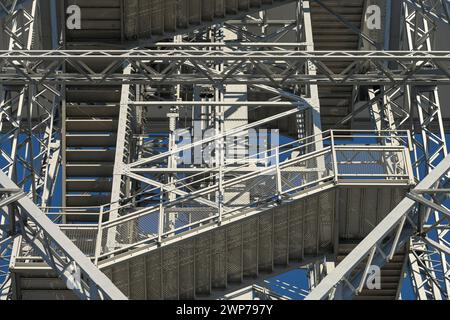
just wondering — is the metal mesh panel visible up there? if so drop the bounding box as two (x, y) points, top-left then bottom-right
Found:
(258, 212), (273, 272)
(226, 224), (243, 283)
(242, 218), (258, 278)
(61, 228), (98, 257)
(303, 197), (318, 255)
(17, 227), (98, 260)
(111, 262), (130, 297)
(346, 188), (362, 238)
(195, 234), (211, 295)
(210, 229), (227, 289)
(17, 239), (39, 259)
(163, 201), (218, 235)
(361, 188), (379, 236)
(146, 252), (163, 299)
(178, 241), (195, 299)
(101, 211), (159, 256)
(239, 174), (276, 206)
(288, 200), (304, 261)
(224, 178), (252, 208)
(318, 191), (333, 252)
(129, 256), (146, 300)
(335, 149), (408, 178)
(273, 207), (289, 266)
(378, 188), (397, 221)
(280, 153), (333, 194)
(162, 247), (179, 299)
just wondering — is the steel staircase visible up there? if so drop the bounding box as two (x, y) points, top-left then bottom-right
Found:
(82, 128), (413, 299)
(10, 0), (126, 299)
(12, 68), (129, 299)
(310, 0), (365, 130)
(64, 86), (121, 222)
(305, 155), (450, 300)
(11, 127), (414, 299)
(66, 0), (123, 44)
(122, 0), (298, 43)
(65, 0), (298, 45)
(98, 184), (409, 299)
(336, 242), (406, 300)
(9, 0), (414, 301)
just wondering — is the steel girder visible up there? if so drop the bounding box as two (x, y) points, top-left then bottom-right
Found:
(0, 170), (127, 300)
(0, 0), (126, 300)
(0, 0), (448, 301)
(319, 0), (450, 301)
(0, 49), (449, 86)
(403, 0), (450, 28)
(0, 0), (62, 299)
(88, 129), (414, 265)
(402, 1), (449, 300)
(305, 154), (450, 300)
(0, 0), (33, 19)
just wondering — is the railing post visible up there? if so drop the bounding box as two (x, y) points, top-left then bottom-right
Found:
(275, 146), (283, 201)
(158, 186), (164, 244)
(94, 205), (104, 265)
(218, 136), (224, 225)
(330, 131), (339, 183)
(218, 165), (224, 225)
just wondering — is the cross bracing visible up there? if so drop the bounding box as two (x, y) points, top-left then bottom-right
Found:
(0, 0), (448, 300)
(0, 49), (450, 85)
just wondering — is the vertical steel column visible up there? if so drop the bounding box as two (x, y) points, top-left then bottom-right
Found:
(108, 64), (132, 251)
(402, 1), (449, 300)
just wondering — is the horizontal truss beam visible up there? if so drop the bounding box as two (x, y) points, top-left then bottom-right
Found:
(0, 50), (449, 85)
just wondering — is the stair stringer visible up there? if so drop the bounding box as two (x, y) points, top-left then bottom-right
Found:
(98, 183), (409, 299)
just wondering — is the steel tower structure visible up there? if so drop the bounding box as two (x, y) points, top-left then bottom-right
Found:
(0, 0), (448, 300)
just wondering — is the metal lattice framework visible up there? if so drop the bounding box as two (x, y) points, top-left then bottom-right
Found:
(0, 49), (450, 85)
(0, 0), (126, 300)
(0, 0), (448, 300)
(305, 153), (450, 300)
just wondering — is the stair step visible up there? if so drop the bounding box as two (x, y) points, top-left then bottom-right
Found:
(64, 210), (104, 223)
(66, 88), (121, 103)
(20, 277), (67, 290)
(21, 290), (79, 300)
(358, 289), (398, 297)
(66, 134), (117, 148)
(66, 194), (111, 207)
(354, 295), (395, 301)
(66, 178), (113, 192)
(66, 119), (118, 132)
(66, 104), (120, 117)
(66, 149), (116, 162)
(66, 163), (114, 177)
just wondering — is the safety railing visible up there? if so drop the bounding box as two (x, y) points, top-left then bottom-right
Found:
(15, 130), (415, 264)
(305, 153), (450, 300)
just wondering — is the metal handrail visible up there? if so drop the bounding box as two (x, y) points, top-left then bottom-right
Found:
(305, 154), (450, 300)
(43, 129), (412, 215)
(90, 132), (413, 261)
(20, 129), (414, 263)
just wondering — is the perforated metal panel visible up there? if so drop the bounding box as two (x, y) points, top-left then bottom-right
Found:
(95, 185), (409, 299)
